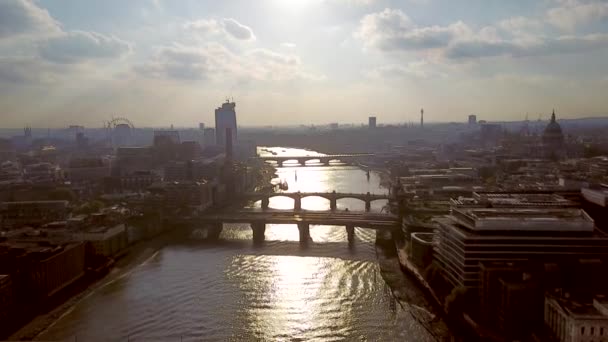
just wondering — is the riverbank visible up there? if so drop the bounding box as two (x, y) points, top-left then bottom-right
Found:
(375, 233), (451, 341)
(9, 229), (183, 341)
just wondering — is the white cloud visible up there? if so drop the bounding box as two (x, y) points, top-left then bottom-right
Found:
(136, 43), (323, 82)
(547, 0), (608, 31)
(184, 18), (255, 41)
(0, 0), (60, 39)
(356, 9), (472, 51)
(281, 42), (297, 48)
(356, 8), (608, 61)
(39, 31), (132, 64)
(222, 18), (255, 41)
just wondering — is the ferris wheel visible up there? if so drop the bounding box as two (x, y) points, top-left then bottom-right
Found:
(107, 117), (135, 129)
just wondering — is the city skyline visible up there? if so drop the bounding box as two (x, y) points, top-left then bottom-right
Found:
(1, 0), (608, 127)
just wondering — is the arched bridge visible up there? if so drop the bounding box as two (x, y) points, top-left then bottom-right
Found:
(243, 191), (390, 212)
(193, 209), (400, 243)
(254, 153), (374, 167)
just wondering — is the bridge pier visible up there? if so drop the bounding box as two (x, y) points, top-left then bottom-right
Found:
(294, 195), (302, 211)
(298, 223), (310, 243)
(323, 158), (330, 166)
(278, 160), (284, 167)
(208, 223), (223, 240)
(261, 197), (270, 210)
(297, 158), (306, 166)
(252, 222), (266, 243)
(346, 225), (355, 243)
(365, 201), (371, 212)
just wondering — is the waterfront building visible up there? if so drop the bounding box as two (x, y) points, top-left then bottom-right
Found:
(434, 207), (608, 290)
(545, 295), (608, 342)
(72, 223), (128, 258)
(0, 200), (69, 230)
(0, 241), (86, 300)
(215, 100), (237, 147)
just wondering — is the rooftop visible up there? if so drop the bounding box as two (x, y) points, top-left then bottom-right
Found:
(451, 207), (595, 233)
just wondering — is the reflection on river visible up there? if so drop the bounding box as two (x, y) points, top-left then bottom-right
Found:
(38, 147), (438, 341)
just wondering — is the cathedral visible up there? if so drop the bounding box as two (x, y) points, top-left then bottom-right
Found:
(542, 110), (565, 159)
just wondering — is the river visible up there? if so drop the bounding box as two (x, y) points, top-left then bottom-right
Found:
(37, 147), (442, 341)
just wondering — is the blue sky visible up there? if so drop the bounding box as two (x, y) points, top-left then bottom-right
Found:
(0, 0), (607, 127)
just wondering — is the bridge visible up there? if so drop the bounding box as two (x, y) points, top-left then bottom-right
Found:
(243, 191), (390, 212)
(254, 153), (374, 167)
(193, 209), (400, 243)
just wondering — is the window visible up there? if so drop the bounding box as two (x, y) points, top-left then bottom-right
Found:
(583, 327), (586, 335)
(593, 327), (596, 335)
(602, 327), (604, 336)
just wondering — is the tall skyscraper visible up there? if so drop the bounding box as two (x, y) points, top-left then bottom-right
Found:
(215, 100), (237, 147)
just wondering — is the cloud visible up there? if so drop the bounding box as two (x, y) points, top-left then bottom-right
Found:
(0, 0), (60, 39)
(445, 33), (608, 59)
(136, 43), (323, 82)
(281, 42), (297, 48)
(184, 18), (255, 41)
(547, 0), (608, 31)
(221, 18), (255, 41)
(183, 19), (221, 34)
(39, 30), (132, 64)
(356, 7), (608, 61)
(356, 8), (471, 51)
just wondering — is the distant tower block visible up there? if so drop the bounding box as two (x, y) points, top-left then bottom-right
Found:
(420, 108), (424, 128)
(368, 116), (377, 129)
(468, 114), (477, 125)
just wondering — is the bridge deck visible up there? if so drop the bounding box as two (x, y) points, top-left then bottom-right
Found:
(196, 209), (399, 229)
(243, 192), (390, 200)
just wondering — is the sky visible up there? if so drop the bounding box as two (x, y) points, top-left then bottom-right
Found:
(0, 0), (607, 128)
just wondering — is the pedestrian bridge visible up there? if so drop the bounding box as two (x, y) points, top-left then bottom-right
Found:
(254, 153), (374, 167)
(192, 209), (400, 243)
(243, 191), (390, 212)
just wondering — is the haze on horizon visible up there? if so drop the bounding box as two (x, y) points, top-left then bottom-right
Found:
(0, 0), (607, 128)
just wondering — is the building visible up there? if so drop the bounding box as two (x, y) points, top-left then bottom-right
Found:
(73, 223), (128, 258)
(203, 128), (216, 148)
(215, 100), (237, 147)
(154, 130), (181, 146)
(480, 123), (502, 147)
(65, 157), (110, 184)
(545, 295), (608, 342)
(468, 114), (477, 125)
(0, 274), (13, 331)
(368, 116), (377, 129)
(0, 241), (86, 300)
(0, 201), (69, 230)
(543, 110), (565, 159)
(434, 207), (608, 290)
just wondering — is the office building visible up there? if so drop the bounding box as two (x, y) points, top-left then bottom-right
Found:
(545, 295), (608, 342)
(468, 114), (477, 125)
(369, 116), (377, 129)
(215, 100), (237, 147)
(434, 207), (608, 290)
(0, 201), (69, 229)
(203, 128), (216, 148)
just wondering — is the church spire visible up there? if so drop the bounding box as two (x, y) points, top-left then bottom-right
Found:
(551, 109), (556, 123)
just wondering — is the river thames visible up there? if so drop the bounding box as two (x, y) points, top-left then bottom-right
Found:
(37, 147), (443, 341)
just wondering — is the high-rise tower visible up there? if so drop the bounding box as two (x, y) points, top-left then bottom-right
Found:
(215, 99), (237, 147)
(420, 108), (424, 128)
